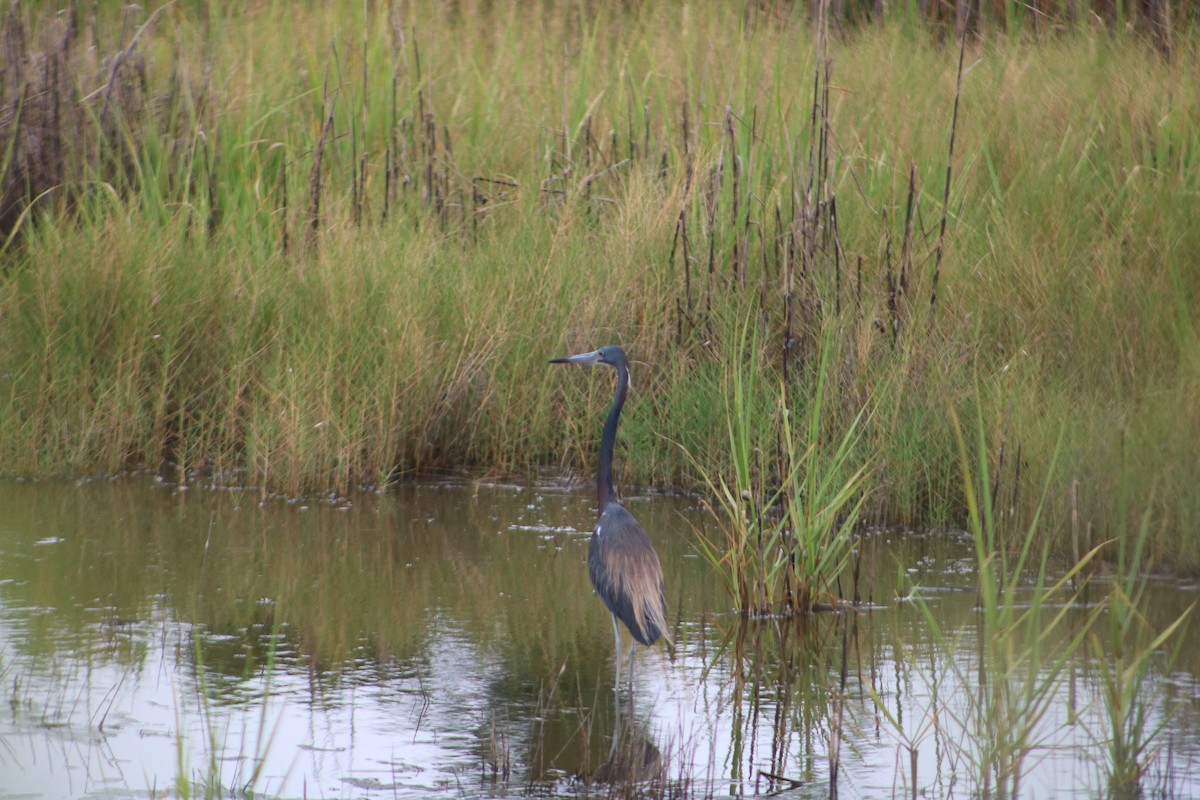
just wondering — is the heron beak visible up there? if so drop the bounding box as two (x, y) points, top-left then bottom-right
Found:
(549, 350), (602, 365)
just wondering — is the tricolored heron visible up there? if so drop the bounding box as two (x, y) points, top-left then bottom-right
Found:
(551, 345), (667, 686)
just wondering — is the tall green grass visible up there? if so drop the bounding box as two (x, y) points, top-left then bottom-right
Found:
(1, 2), (1198, 565)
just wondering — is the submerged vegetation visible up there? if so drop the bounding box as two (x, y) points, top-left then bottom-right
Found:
(1, 1), (1198, 566)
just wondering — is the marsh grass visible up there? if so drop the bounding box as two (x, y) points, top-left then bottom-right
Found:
(946, 408), (1103, 797)
(1, 2), (1198, 564)
(881, 403), (1104, 798)
(868, 402), (1196, 798)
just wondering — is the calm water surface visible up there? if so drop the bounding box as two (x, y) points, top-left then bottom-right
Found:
(0, 478), (1197, 798)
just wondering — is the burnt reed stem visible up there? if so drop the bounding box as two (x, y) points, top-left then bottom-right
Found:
(306, 67), (334, 254)
(931, 17), (968, 318)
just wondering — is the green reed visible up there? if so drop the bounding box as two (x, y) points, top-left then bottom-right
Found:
(872, 400), (1194, 798)
(957, 411), (1100, 797)
(1090, 484), (1194, 796)
(897, 404), (1103, 798)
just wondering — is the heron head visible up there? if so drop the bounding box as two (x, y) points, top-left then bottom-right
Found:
(549, 344), (628, 369)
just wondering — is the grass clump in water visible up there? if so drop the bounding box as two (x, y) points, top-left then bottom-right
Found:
(691, 317), (872, 616)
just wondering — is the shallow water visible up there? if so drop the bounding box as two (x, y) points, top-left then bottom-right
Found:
(0, 478), (1197, 798)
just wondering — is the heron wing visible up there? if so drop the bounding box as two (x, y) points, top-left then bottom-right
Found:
(588, 503), (668, 646)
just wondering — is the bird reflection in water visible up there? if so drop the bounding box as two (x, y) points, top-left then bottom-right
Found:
(592, 689), (664, 790)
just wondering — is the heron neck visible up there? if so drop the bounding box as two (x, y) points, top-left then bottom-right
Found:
(597, 362), (628, 514)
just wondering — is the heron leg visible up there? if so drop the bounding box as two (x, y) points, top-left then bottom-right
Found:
(609, 672), (623, 763)
(627, 639), (636, 691)
(610, 613), (622, 690)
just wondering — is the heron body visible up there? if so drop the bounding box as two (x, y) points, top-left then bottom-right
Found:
(589, 502), (666, 647)
(551, 345), (667, 679)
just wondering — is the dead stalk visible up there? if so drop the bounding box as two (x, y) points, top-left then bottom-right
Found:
(930, 19), (968, 318)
